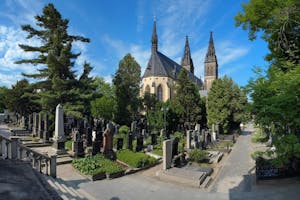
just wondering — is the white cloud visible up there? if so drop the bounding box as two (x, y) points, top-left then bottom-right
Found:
(3, 0), (43, 25)
(0, 25), (42, 86)
(156, 0), (213, 58)
(192, 47), (207, 79)
(217, 40), (250, 66)
(0, 73), (23, 88)
(103, 75), (113, 84)
(102, 35), (150, 74)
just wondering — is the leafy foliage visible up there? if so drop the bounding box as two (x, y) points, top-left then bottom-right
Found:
(119, 125), (129, 135)
(72, 154), (123, 175)
(189, 149), (208, 163)
(235, 0), (300, 65)
(116, 149), (156, 168)
(172, 69), (202, 126)
(0, 86), (8, 113)
(5, 79), (40, 115)
(235, 0), (300, 165)
(207, 76), (247, 134)
(113, 54), (141, 125)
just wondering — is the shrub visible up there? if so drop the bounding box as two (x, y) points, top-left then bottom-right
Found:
(119, 125), (129, 135)
(72, 154), (123, 175)
(65, 140), (72, 150)
(117, 149), (156, 168)
(189, 149), (207, 163)
(173, 131), (184, 142)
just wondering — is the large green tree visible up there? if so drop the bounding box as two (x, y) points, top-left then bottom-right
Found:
(207, 76), (247, 134)
(235, 0), (300, 67)
(172, 69), (202, 127)
(90, 77), (116, 121)
(236, 0), (300, 165)
(5, 79), (40, 116)
(113, 53), (141, 125)
(0, 86), (8, 113)
(16, 3), (90, 118)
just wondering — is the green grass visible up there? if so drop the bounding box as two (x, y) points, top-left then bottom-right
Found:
(72, 154), (123, 175)
(117, 149), (156, 168)
(65, 140), (72, 150)
(152, 149), (163, 156)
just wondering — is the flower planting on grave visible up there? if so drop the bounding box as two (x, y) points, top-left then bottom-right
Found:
(72, 154), (123, 176)
(117, 149), (156, 168)
(189, 149), (208, 163)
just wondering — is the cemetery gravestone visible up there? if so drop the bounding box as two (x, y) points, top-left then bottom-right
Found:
(186, 130), (192, 149)
(195, 123), (201, 132)
(38, 112), (43, 139)
(163, 139), (172, 170)
(72, 129), (84, 157)
(127, 132), (133, 150)
(136, 136), (144, 152)
(53, 104), (66, 154)
(103, 123), (116, 159)
(131, 121), (137, 136)
(151, 134), (157, 145)
(86, 127), (92, 147)
(43, 113), (49, 143)
(92, 130), (101, 155)
(172, 137), (179, 157)
(117, 138), (123, 150)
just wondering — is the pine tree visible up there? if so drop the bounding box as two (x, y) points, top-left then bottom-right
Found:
(172, 69), (202, 127)
(113, 54), (141, 125)
(16, 3), (90, 116)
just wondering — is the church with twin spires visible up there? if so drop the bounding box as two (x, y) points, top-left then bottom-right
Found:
(141, 19), (218, 102)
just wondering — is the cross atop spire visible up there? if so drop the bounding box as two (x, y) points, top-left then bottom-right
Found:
(205, 31), (217, 63)
(181, 35), (194, 74)
(151, 17), (158, 53)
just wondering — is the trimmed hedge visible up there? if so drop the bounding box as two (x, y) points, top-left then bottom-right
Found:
(72, 154), (123, 175)
(117, 149), (156, 168)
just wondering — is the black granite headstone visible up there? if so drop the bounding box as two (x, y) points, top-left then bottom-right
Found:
(151, 134), (157, 145)
(127, 132), (133, 150)
(172, 137), (179, 157)
(117, 138), (124, 150)
(86, 127), (92, 147)
(136, 136), (144, 152)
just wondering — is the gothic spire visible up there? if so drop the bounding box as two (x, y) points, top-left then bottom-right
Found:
(181, 36), (194, 74)
(205, 31), (217, 63)
(151, 17), (158, 53)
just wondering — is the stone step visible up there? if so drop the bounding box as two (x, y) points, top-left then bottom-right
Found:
(57, 156), (73, 165)
(45, 175), (88, 200)
(200, 175), (212, 188)
(24, 142), (51, 148)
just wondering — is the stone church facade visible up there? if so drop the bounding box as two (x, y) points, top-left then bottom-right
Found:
(140, 20), (218, 102)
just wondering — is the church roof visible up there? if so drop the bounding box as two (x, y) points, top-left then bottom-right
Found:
(143, 19), (203, 88)
(143, 51), (203, 88)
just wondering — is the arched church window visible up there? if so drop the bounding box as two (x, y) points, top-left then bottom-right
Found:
(157, 85), (163, 101)
(145, 85), (150, 93)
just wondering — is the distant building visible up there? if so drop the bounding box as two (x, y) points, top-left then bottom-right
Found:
(140, 19), (218, 101)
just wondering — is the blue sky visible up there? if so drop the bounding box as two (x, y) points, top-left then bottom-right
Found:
(0, 0), (269, 87)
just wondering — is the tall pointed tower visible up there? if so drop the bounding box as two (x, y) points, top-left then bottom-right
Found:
(181, 36), (194, 74)
(151, 17), (158, 53)
(204, 32), (218, 91)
